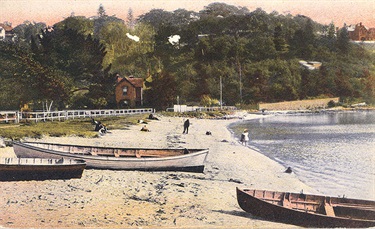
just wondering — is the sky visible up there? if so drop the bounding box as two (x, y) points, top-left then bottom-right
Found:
(1, 0), (375, 28)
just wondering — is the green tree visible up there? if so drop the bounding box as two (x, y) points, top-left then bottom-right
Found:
(126, 8), (135, 29)
(138, 9), (175, 30)
(273, 24), (289, 56)
(199, 2), (249, 17)
(337, 26), (351, 54)
(290, 18), (316, 59)
(33, 24), (111, 108)
(144, 71), (177, 110)
(54, 16), (94, 36)
(98, 4), (107, 18)
(0, 43), (72, 109)
(13, 21), (47, 49)
(99, 21), (155, 77)
(3, 3), (375, 109)
(327, 22), (336, 39)
(86, 65), (117, 108)
(242, 61), (270, 103)
(362, 71), (375, 104)
(37, 26), (106, 86)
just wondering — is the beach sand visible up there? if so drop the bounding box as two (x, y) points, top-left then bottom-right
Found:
(0, 113), (317, 228)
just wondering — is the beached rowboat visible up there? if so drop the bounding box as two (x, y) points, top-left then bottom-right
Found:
(13, 142), (209, 172)
(236, 188), (375, 228)
(0, 157), (86, 181)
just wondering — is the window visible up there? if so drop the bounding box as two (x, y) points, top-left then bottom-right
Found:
(122, 86), (128, 96)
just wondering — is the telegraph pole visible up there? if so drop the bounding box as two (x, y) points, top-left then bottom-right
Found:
(220, 75), (223, 110)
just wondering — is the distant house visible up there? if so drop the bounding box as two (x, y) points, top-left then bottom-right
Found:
(299, 60), (322, 70)
(0, 27), (5, 40)
(115, 75), (144, 108)
(347, 22), (375, 41)
(0, 23), (16, 42)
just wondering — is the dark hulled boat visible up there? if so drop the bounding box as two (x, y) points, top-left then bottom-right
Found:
(236, 188), (375, 228)
(0, 157), (86, 181)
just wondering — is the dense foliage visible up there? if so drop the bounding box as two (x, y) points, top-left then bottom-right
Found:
(1, 3), (374, 110)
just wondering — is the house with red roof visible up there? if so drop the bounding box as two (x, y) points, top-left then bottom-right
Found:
(115, 75), (144, 108)
(347, 22), (375, 41)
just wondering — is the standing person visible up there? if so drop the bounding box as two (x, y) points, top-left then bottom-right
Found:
(183, 119), (190, 134)
(240, 129), (250, 146)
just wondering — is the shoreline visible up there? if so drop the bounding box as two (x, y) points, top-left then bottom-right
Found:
(0, 113), (317, 228)
(232, 111), (375, 202)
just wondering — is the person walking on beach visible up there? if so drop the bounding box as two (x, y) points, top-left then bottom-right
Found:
(240, 129), (250, 146)
(183, 119), (190, 134)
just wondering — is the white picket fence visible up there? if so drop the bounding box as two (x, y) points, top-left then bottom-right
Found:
(171, 105), (237, 112)
(0, 108), (154, 123)
(0, 111), (19, 123)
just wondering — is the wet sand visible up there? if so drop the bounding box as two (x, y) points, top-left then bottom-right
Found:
(0, 113), (317, 228)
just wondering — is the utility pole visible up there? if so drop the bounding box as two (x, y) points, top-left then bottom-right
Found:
(220, 75), (223, 110)
(235, 31), (242, 104)
(238, 59), (242, 103)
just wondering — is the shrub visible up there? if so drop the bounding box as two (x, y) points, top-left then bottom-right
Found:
(327, 100), (336, 108)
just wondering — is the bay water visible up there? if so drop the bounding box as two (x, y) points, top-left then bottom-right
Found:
(229, 111), (375, 200)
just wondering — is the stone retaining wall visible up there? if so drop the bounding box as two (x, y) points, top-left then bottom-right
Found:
(258, 98), (340, 110)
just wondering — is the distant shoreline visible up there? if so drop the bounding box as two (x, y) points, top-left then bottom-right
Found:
(260, 107), (375, 115)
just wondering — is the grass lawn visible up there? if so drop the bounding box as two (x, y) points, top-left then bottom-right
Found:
(0, 111), (235, 140)
(0, 114), (149, 140)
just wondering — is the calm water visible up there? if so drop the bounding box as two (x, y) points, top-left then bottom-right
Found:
(230, 111), (375, 200)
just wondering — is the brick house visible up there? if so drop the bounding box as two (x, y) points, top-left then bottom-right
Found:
(347, 22), (375, 41)
(0, 23), (16, 42)
(115, 75), (144, 108)
(368, 28), (375, 40)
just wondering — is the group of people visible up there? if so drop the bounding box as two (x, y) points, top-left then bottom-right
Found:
(138, 113), (161, 132)
(92, 115), (250, 146)
(142, 116), (250, 146)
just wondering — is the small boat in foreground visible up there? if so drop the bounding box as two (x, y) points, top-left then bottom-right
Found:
(13, 142), (209, 172)
(0, 157), (86, 181)
(236, 188), (375, 228)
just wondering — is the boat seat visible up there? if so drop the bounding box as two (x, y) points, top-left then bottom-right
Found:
(89, 151), (97, 156)
(283, 193), (291, 208)
(324, 203), (335, 217)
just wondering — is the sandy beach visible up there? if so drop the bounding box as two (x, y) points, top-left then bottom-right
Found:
(0, 113), (318, 228)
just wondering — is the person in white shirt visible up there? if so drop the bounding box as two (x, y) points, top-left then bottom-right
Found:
(240, 129), (250, 146)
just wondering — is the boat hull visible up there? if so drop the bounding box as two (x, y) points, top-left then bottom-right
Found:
(0, 157), (86, 181)
(236, 188), (375, 228)
(13, 142), (208, 172)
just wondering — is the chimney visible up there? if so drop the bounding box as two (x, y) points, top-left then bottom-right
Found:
(116, 74), (123, 83)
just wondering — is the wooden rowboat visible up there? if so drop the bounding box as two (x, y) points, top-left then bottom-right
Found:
(0, 157), (86, 181)
(236, 188), (375, 228)
(13, 142), (209, 172)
